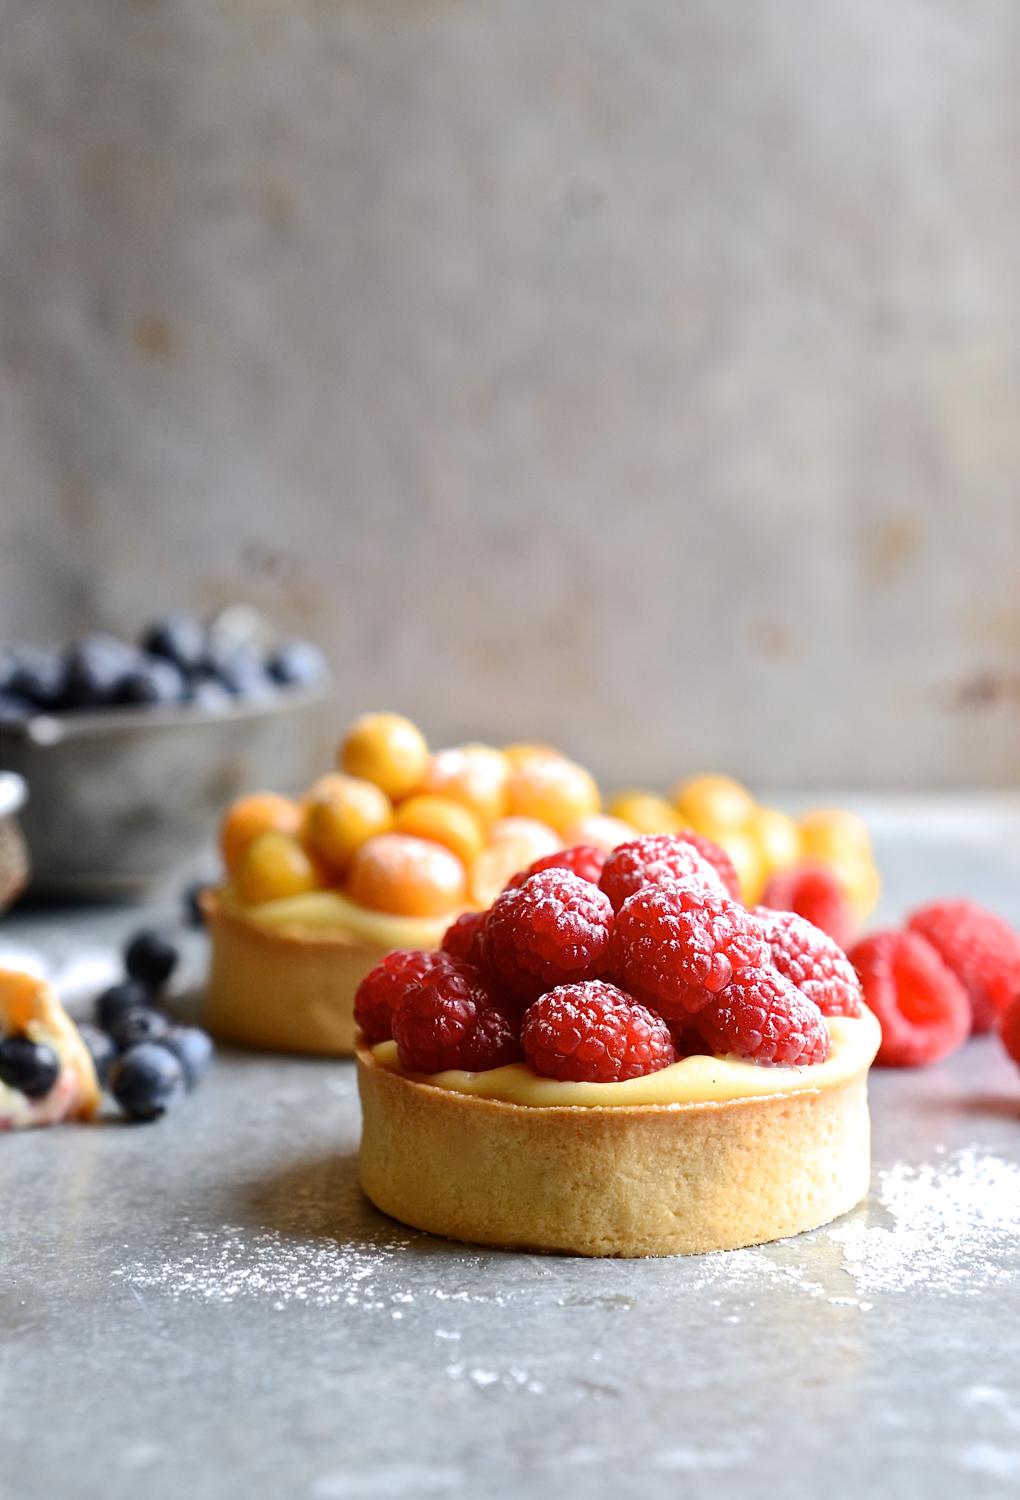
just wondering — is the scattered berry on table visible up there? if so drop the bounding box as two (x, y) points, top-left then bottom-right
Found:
(848, 929), (970, 1067)
(695, 965), (831, 1065)
(604, 878), (767, 1018)
(598, 834), (725, 913)
(760, 863), (856, 950)
(0, 1036), (60, 1098)
(96, 978), (154, 1031)
(440, 910), (486, 965)
(161, 1026), (214, 1088)
(392, 962), (522, 1073)
(354, 949), (456, 1044)
(505, 844), (607, 891)
(109, 1006), (171, 1052)
(109, 1043), (187, 1121)
(521, 981), (677, 1083)
(481, 868), (616, 1002)
(124, 928), (179, 990)
(906, 898), (1020, 1035)
(75, 1022), (118, 1087)
(752, 907), (862, 1017)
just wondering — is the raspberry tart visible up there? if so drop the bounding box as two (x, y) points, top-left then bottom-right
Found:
(357, 840), (880, 1257)
(0, 968), (100, 1129)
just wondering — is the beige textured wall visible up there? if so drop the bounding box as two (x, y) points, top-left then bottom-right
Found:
(3, 0), (1020, 791)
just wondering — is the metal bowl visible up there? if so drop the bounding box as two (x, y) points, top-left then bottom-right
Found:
(0, 685), (330, 897)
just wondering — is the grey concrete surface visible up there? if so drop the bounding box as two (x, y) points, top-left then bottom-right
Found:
(4, 2), (1020, 790)
(3, 796), (1020, 1498)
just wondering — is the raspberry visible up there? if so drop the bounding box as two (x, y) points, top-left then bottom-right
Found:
(354, 949), (455, 1043)
(603, 878), (767, 1018)
(848, 930), (970, 1067)
(505, 843), (607, 891)
(440, 910), (486, 965)
(752, 907), (862, 1017)
(674, 831), (742, 903)
(695, 966), (831, 1065)
(598, 834), (725, 913)
(760, 862), (855, 949)
(392, 962), (522, 1073)
(480, 868), (615, 1002)
(906, 899), (1020, 1034)
(999, 992), (1020, 1069)
(521, 981), (676, 1082)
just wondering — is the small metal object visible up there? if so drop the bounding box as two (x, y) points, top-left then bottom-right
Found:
(0, 771), (30, 912)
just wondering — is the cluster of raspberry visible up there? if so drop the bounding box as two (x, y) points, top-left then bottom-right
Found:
(354, 833), (861, 1084)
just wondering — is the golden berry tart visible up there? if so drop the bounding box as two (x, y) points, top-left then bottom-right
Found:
(0, 968), (101, 1128)
(355, 844), (882, 1257)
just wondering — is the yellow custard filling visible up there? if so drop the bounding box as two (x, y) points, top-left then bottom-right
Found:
(370, 1005), (881, 1108)
(219, 885), (458, 949)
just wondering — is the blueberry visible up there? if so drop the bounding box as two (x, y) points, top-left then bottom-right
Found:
(0, 1036), (60, 1098)
(10, 646), (69, 708)
(64, 632), (142, 708)
(267, 639), (328, 688)
(124, 928), (179, 989)
(75, 1022), (118, 1087)
(118, 655), (187, 706)
(95, 978), (153, 1031)
(0, 649), (17, 693)
(109, 1043), (186, 1121)
(162, 1026), (214, 1088)
(188, 676), (233, 714)
(142, 613), (210, 675)
(213, 648), (276, 700)
(0, 690), (33, 723)
(109, 1006), (170, 1051)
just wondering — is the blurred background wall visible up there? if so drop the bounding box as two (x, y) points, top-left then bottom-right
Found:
(2, 0), (1020, 793)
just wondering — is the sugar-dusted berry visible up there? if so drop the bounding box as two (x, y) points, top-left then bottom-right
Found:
(505, 844), (607, 891)
(604, 878), (766, 1018)
(480, 868), (615, 1002)
(598, 834), (724, 913)
(521, 981), (676, 1083)
(354, 949), (456, 1043)
(696, 966), (831, 1065)
(760, 862), (855, 949)
(848, 930), (970, 1067)
(440, 910), (486, 965)
(392, 962), (522, 1073)
(673, 831), (742, 903)
(347, 832), (466, 917)
(907, 898), (1020, 1035)
(752, 907), (862, 1017)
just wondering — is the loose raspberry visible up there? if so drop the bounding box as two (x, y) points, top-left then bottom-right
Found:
(480, 868), (615, 1002)
(752, 907), (862, 1017)
(354, 949), (455, 1043)
(392, 962), (522, 1073)
(598, 834), (724, 913)
(505, 844), (607, 891)
(603, 878), (767, 1018)
(440, 910), (486, 965)
(521, 981), (676, 1082)
(848, 930), (970, 1067)
(674, 831), (742, 903)
(906, 899), (1020, 1034)
(695, 965), (831, 1065)
(760, 862), (856, 949)
(999, 992), (1020, 1069)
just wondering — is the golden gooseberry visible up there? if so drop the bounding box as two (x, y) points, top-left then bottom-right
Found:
(748, 806), (802, 875)
(417, 744), (511, 825)
(393, 794), (486, 868)
(468, 817), (563, 908)
(671, 774), (757, 836)
(339, 713), (429, 801)
(561, 814), (639, 853)
(505, 754), (601, 833)
(233, 831), (323, 906)
(303, 774), (393, 875)
(220, 793), (303, 877)
(827, 855), (882, 920)
(711, 828), (768, 907)
(501, 742), (559, 768)
(347, 832), (467, 917)
(798, 808), (874, 864)
(606, 790), (683, 835)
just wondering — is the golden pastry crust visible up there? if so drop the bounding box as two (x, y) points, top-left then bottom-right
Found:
(357, 1045), (873, 1257)
(0, 969), (100, 1129)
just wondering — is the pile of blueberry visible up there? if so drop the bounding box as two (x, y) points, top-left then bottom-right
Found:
(78, 929), (215, 1122)
(0, 607), (328, 721)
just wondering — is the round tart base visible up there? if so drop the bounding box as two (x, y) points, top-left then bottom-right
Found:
(357, 1047), (872, 1257)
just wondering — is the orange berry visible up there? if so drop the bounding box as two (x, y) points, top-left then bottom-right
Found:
(393, 794), (486, 867)
(502, 742), (559, 768)
(233, 831), (323, 905)
(506, 754), (600, 833)
(561, 814), (639, 853)
(220, 793), (302, 877)
(672, 774), (756, 834)
(347, 832), (467, 917)
(712, 828), (768, 907)
(828, 854), (882, 921)
(303, 775), (393, 875)
(798, 808), (874, 864)
(468, 818), (563, 908)
(606, 791), (682, 835)
(418, 744), (511, 824)
(749, 806), (802, 875)
(339, 713), (429, 801)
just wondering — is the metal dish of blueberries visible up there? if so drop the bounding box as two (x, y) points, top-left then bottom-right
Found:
(0, 606), (330, 897)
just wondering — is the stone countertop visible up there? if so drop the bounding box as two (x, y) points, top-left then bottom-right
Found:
(3, 798), (1020, 1500)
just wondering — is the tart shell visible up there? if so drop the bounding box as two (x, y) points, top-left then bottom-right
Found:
(356, 1046), (872, 1257)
